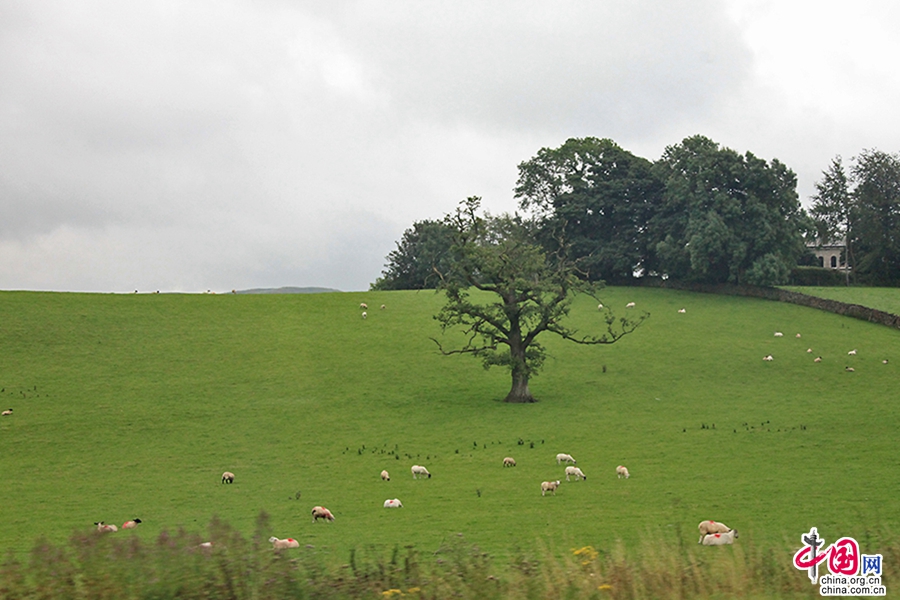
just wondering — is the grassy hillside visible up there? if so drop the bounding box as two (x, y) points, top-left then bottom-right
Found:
(781, 285), (900, 315)
(0, 287), (897, 567)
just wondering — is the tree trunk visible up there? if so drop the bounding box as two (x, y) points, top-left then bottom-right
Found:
(504, 371), (535, 403)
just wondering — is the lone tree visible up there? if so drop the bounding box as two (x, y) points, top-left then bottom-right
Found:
(432, 197), (647, 403)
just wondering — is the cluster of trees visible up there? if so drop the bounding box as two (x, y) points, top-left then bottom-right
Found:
(810, 150), (900, 285)
(370, 136), (900, 402)
(374, 135), (817, 290)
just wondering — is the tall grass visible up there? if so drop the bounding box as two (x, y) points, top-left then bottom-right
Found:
(2, 514), (895, 599)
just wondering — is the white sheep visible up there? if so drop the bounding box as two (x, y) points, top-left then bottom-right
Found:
(362, 311), (367, 319)
(383, 498), (403, 508)
(95, 522), (118, 533)
(311, 506), (335, 522)
(122, 518), (142, 529)
(678, 308), (686, 313)
(269, 536), (300, 549)
(616, 465), (630, 479)
(1, 409), (11, 416)
(814, 356), (822, 363)
(565, 466), (586, 481)
(763, 355), (773, 361)
(796, 333), (802, 338)
(848, 349), (857, 355)
(774, 332), (783, 337)
(845, 366), (855, 372)
(503, 457), (516, 467)
(199, 541), (213, 548)
(597, 303), (604, 310)
(380, 304), (386, 310)
(541, 480), (561, 496)
(360, 303), (368, 309)
(381, 470), (390, 481)
(411, 465), (431, 479)
(626, 302), (636, 308)
(555, 453), (576, 465)
(698, 520), (730, 536)
(700, 530), (738, 545)
(807, 348), (813, 353)
(222, 471), (235, 484)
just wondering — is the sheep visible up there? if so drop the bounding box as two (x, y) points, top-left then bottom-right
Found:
(360, 303), (368, 309)
(565, 466), (586, 481)
(383, 498), (403, 508)
(222, 471), (235, 484)
(625, 302), (636, 308)
(95, 522), (118, 533)
(122, 518), (142, 529)
(616, 465), (630, 479)
(597, 303), (604, 310)
(199, 541), (213, 548)
(678, 308), (686, 313)
(411, 465), (431, 479)
(763, 355), (773, 361)
(503, 457), (516, 467)
(796, 333), (802, 338)
(698, 520), (730, 536)
(311, 506), (335, 522)
(845, 366), (855, 372)
(362, 311), (367, 319)
(814, 356), (822, 363)
(1, 408), (11, 416)
(848, 349), (857, 355)
(541, 480), (561, 496)
(883, 359), (889, 364)
(269, 536), (300, 549)
(700, 530), (739, 545)
(380, 304), (386, 310)
(807, 348), (813, 353)
(555, 453), (576, 465)
(774, 332), (783, 337)
(381, 470), (390, 481)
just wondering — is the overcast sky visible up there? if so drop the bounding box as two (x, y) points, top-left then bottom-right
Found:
(2, 1), (898, 292)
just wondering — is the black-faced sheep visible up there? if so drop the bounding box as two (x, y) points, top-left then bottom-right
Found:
(565, 466), (586, 481)
(1, 409), (11, 416)
(503, 457), (516, 467)
(95, 522), (118, 533)
(411, 465), (431, 479)
(311, 506), (335, 522)
(222, 471), (235, 484)
(381, 470), (390, 481)
(122, 518), (142, 529)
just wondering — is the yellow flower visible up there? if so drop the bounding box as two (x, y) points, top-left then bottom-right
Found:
(572, 546), (599, 564)
(382, 590), (403, 597)
(598, 584), (612, 591)
(406, 587), (421, 594)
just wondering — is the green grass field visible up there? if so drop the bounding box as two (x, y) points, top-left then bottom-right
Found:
(0, 287), (898, 568)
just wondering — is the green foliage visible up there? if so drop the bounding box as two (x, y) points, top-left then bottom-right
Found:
(651, 135), (808, 285)
(432, 197), (646, 402)
(371, 219), (456, 290)
(850, 149), (900, 285)
(515, 137), (664, 283)
(787, 267), (850, 287)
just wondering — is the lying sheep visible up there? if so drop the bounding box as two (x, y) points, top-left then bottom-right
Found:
(503, 457), (516, 467)
(269, 536), (300, 549)
(814, 356), (822, 363)
(222, 472), (235, 484)
(541, 480), (561, 496)
(199, 541), (213, 548)
(122, 518), (142, 529)
(95, 522), (118, 533)
(1, 409), (11, 416)
(626, 302), (636, 308)
(848, 349), (857, 355)
(381, 470), (390, 481)
(774, 332), (783, 337)
(383, 498), (403, 508)
(763, 355), (773, 361)
(311, 506), (335, 522)
(565, 466), (586, 481)
(616, 465), (630, 479)
(380, 304), (386, 310)
(700, 530), (738, 545)
(698, 520), (730, 537)
(678, 308), (686, 313)
(556, 453), (576, 465)
(411, 465), (431, 479)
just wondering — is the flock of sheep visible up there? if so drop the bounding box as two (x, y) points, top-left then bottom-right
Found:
(765, 331), (887, 370)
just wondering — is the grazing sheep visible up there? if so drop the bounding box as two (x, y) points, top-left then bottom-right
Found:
(814, 356), (822, 363)
(700, 530), (739, 546)
(883, 359), (889, 364)
(503, 457), (516, 467)
(95, 522), (118, 533)
(565, 466), (586, 481)
(774, 332), (783, 337)
(311, 506), (335, 522)
(1, 408), (11, 416)
(122, 519), (142, 529)
(269, 536), (300, 549)
(807, 348), (813, 353)
(597, 303), (604, 310)
(362, 311), (367, 319)
(380, 304), (386, 310)
(411, 465), (431, 479)
(381, 470), (390, 481)
(383, 498), (403, 508)
(796, 333), (802, 338)
(698, 520), (730, 537)
(626, 302), (636, 308)
(763, 355), (773, 361)
(678, 308), (686, 313)
(360, 303), (368, 309)
(555, 453), (576, 465)
(616, 465), (630, 479)
(222, 471), (235, 484)
(541, 480), (561, 496)
(848, 349), (857, 355)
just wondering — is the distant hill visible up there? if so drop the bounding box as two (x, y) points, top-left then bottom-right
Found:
(235, 286), (341, 294)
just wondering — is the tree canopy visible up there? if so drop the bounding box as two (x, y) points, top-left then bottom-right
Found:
(371, 219), (455, 290)
(431, 197), (646, 403)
